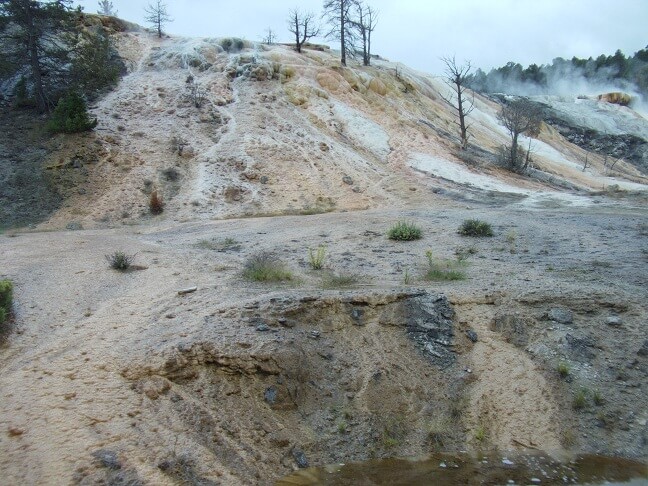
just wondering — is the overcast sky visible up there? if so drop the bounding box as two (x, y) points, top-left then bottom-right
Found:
(79, 0), (647, 74)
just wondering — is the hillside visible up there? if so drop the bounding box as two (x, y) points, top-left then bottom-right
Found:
(0, 28), (647, 485)
(2, 29), (646, 231)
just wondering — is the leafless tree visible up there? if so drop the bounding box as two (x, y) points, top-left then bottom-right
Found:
(262, 27), (276, 45)
(287, 9), (319, 53)
(322, 0), (357, 66)
(97, 0), (117, 16)
(144, 0), (172, 38)
(497, 98), (542, 172)
(352, 2), (377, 66)
(441, 56), (474, 149)
(582, 152), (590, 172)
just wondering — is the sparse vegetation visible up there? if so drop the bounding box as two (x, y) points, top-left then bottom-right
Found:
(592, 389), (604, 406)
(557, 361), (570, 378)
(423, 250), (466, 281)
(573, 388), (587, 410)
(562, 428), (577, 448)
(321, 272), (360, 289)
(0, 280), (13, 324)
(149, 190), (164, 215)
(388, 221), (422, 241)
(243, 252), (293, 282)
(196, 238), (241, 252)
(308, 246), (327, 270)
(454, 245), (478, 261)
(458, 219), (494, 237)
(474, 425), (486, 442)
(105, 251), (135, 271)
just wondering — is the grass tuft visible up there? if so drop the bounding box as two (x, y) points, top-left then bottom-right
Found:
(458, 219), (494, 237)
(105, 251), (134, 271)
(243, 252), (293, 282)
(308, 246), (326, 270)
(557, 361), (570, 378)
(321, 272), (360, 289)
(388, 221), (422, 241)
(423, 250), (466, 281)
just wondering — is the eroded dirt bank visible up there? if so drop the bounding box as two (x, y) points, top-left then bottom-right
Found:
(0, 206), (646, 484)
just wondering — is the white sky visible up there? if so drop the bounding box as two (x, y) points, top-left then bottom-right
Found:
(79, 0), (648, 74)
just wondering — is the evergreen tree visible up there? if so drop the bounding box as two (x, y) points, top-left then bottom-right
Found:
(0, 0), (77, 112)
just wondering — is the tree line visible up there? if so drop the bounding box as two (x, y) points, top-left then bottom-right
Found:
(0, 0), (123, 132)
(466, 47), (648, 95)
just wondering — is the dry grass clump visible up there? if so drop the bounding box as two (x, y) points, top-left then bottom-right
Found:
(243, 252), (293, 282)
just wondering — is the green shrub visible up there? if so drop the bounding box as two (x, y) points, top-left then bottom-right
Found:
(220, 37), (245, 52)
(0, 279), (13, 324)
(105, 251), (134, 271)
(46, 92), (97, 133)
(388, 221), (422, 241)
(243, 252), (293, 282)
(458, 219), (494, 237)
(13, 77), (35, 108)
(308, 246), (326, 270)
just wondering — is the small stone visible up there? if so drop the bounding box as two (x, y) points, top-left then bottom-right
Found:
(502, 458), (514, 465)
(466, 329), (478, 343)
(256, 324), (270, 332)
(531, 478), (541, 483)
(439, 462), (447, 468)
(548, 308), (573, 324)
(342, 175), (353, 185)
(260, 176), (269, 184)
(605, 316), (622, 327)
(177, 287), (197, 295)
(292, 449), (309, 468)
(264, 386), (277, 405)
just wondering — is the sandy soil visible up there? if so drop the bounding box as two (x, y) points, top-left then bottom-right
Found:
(2, 203), (647, 484)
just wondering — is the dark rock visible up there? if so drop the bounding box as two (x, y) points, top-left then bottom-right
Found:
(548, 307), (573, 324)
(351, 307), (364, 325)
(491, 315), (532, 347)
(637, 340), (648, 357)
(466, 329), (478, 343)
(92, 449), (121, 470)
(260, 176), (269, 184)
(66, 221), (83, 231)
(566, 333), (597, 361)
(292, 449), (309, 468)
(404, 294), (455, 368)
(342, 175), (353, 185)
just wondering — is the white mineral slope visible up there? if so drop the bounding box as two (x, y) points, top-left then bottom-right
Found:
(37, 31), (647, 229)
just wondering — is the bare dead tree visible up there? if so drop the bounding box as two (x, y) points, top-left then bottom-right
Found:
(582, 152), (590, 172)
(441, 56), (474, 149)
(144, 0), (172, 38)
(262, 27), (276, 45)
(287, 9), (319, 53)
(322, 0), (357, 66)
(97, 0), (117, 16)
(497, 98), (542, 172)
(352, 2), (377, 66)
